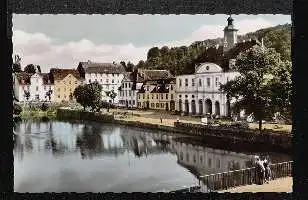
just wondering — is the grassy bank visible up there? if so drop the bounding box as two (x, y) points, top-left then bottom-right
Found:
(20, 106), (57, 120)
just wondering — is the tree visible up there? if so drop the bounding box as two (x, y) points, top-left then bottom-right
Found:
(24, 64), (36, 74)
(220, 45), (290, 131)
(126, 62), (135, 72)
(12, 55), (22, 73)
(73, 85), (88, 110)
(45, 89), (53, 101)
(105, 90), (117, 105)
(73, 82), (102, 112)
(136, 60), (146, 69)
(37, 65), (42, 73)
(147, 47), (160, 60)
(24, 90), (30, 101)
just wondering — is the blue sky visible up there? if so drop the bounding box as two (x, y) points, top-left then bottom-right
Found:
(13, 14), (291, 72)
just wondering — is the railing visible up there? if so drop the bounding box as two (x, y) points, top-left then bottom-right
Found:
(198, 161), (293, 192)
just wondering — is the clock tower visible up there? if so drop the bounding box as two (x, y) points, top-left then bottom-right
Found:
(223, 15), (238, 53)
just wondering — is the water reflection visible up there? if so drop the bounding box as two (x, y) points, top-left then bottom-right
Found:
(14, 120), (291, 192)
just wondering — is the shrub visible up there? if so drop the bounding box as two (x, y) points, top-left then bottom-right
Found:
(41, 103), (48, 111)
(13, 103), (22, 115)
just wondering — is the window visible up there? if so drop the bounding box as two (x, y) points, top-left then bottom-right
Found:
(125, 91), (127, 97)
(143, 94), (145, 99)
(180, 152), (184, 160)
(138, 94), (140, 99)
(129, 100), (131, 105)
(179, 79), (182, 87)
(185, 79), (188, 86)
(192, 78), (195, 86)
(215, 77), (219, 87)
(129, 91), (131, 97)
(166, 94), (168, 99)
(125, 83), (127, 88)
(207, 78), (211, 87)
(57, 88), (60, 92)
(44, 86), (46, 90)
(58, 95), (60, 99)
(208, 158), (212, 168)
(133, 100), (135, 105)
(69, 81), (71, 84)
(112, 79), (114, 83)
(106, 79), (109, 83)
(75, 81), (78, 84)
(186, 153), (189, 162)
(156, 94), (159, 99)
(200, 156), (203, 164)
(89, 79), (91, 83)
(152, 94), (154, 99)
(64, 88), (66, 92)
(100, 79), (102, 83)
(161, 94), (163, 99)
(216, 159), (221, 169)
(128, 83), (131, 88)
(147, 94), (149, 99)
(95, 79), (97, 82)
(170, 85), (173, 90)
(36, 86), (38, 91)
(156, 103), (159, 108)
(112, 74), (114, 77)
(199, 78), (202, 86)
(147, 86), (149, 91)
(171, 94), (173, 99)
(193, 155), (196, 164)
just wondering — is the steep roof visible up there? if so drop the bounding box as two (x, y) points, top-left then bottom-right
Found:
(137, 69), (174, 81)
(80, 62), (126, 74)
(41, 73), (54, 85)
(150, 85), (169, 93)
(51, 68), (81, 81)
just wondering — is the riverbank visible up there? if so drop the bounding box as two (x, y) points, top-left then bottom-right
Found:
(56, 108), (292, 152)
(219, 177), (292, 193)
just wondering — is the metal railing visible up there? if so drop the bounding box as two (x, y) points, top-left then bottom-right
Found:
(198, 161), (293, 192)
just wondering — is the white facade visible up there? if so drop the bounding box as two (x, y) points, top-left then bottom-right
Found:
(175, 62), (240, 117)
(118, 73), (139, 108)
(85, 72), (124, 104)
(13, 72), (54, 102)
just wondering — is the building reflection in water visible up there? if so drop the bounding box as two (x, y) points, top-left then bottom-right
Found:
(14, 121), (290, 182)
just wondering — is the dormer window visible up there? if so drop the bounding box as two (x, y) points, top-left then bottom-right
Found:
(206, 66), (210, 70)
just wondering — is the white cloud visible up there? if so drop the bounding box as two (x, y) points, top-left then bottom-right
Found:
(13, 17), (275, 73)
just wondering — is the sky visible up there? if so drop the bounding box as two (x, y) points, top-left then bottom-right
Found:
(12, 14), (291, 73)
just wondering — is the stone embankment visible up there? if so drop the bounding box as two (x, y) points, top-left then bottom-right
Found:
(56, 109), (292, 151)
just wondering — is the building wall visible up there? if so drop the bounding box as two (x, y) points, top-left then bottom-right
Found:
(148, 83), (176, 111)
(54, 74), (81, 103)
(85, 73), (124, 104)
(118, 80), (138, 108)
(175, 64), (240, 117)
(137, 84), (156, 109)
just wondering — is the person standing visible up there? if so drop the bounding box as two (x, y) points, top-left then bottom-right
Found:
(255, 156), (265, 185)
(263, 159), (272, 183)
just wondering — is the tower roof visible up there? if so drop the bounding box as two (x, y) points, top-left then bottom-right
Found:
(224, 15), (238, 31)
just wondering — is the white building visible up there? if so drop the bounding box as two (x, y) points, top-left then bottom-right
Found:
(78, 61), (126, 104)
(13, 71), (54, 102)
(175, 62), (239, 117)
(118, 72), (140, 108)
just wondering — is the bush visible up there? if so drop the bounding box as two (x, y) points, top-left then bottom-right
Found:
(13, 103), (22, 115)
(41, 103), (48, 111)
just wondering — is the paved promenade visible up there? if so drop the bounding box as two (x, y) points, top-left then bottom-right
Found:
(110, 108), (292, 133)
(219, 177), (292, 193)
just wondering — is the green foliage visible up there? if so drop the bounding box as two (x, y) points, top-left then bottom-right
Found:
(220, 45), (291, 131)
(24, 64), (36, 74)
(73, 82), (102, 111)
(13, 103), (22, 115)
(136, 24), (290, 75)
(41, 103), (48, 111)
(105, 90), (117, 104)
(13, 63), (22, 73)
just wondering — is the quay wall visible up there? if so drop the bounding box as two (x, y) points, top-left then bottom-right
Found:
(56, 109), (292, 151)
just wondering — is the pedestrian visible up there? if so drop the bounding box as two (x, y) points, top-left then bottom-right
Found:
(160, 117), (163, 124)
(263, 159), (272, 183)
(255, 156), (265, 185)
